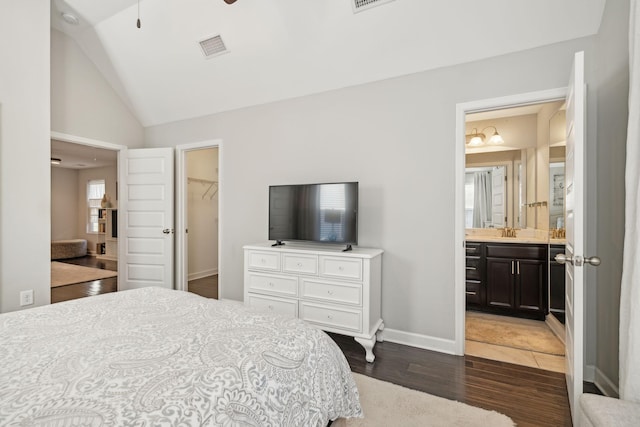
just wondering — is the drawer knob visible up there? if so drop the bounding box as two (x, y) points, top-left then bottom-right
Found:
(327, 290), (334, 295)
(268, 305), (273, 310)
(327, 315), (333, 320)
(338, 266), (344, 271)
(297, 262), (302, 267)
(261, 258), (266, 263)
(269, 282), (274, 287)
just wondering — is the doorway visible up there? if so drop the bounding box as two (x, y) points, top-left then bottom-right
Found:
(455, 92), (569, 373)
(175, 140), (222, 298)
(50, 132), (125, 302)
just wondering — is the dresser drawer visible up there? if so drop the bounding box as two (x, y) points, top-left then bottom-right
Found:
(247, 294), (297, 317)
(247, 273), (298, 297)
(283, 253), (318, 275)
(300, 302), (362, 332)
(301, 278), (362, 306)
(247, 250), (280, 271)
(319, 256), (362, 281)
(465, 256), (482, 280)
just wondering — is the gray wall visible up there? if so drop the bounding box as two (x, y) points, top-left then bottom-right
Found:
(145, 37), (597, 343)
(51, 29), (144, 147)
(594, 0), (629, 393)
(51, 167), (79, 241)
(0, 2), (51, 312)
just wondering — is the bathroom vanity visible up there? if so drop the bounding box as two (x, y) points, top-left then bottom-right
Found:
(466, 237), (549, 320)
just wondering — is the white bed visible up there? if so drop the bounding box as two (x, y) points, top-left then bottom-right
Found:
(0, 287), (362, 426)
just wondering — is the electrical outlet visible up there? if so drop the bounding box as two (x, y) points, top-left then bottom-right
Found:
(20, 290), (33, 306)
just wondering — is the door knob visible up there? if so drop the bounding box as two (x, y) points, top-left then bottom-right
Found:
(555, 253), (601, 267)
(555, 254), (573, 265)
(584, 256), (601, 266)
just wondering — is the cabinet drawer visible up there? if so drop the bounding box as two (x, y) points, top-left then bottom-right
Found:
(465, 256), (482, 280)
(319, 256), (362, 281)
(465, 242), (482, 256)
(247, 273), (298, 297)
(301, 278), (362, 306)
(300, 302), (361, 332)
(466, 280), (482, 305)
(247, 294), (297, 317)
(247, 250), (280, 271)
(283, 253), (318, 275)
(486, 244), (546, 260)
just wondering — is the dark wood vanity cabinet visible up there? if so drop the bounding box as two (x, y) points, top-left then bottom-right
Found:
(465, 242), (485, 307)
(549, 244), (566, 323)
(467, 242), (548, 320)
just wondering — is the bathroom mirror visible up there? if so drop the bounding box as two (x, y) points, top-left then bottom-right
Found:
(465, 100), (566, 233)
(549, 108), (566, 231)
(464, 152), (525, 228)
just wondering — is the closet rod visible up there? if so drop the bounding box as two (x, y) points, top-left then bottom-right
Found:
(187, 177), (218, 199)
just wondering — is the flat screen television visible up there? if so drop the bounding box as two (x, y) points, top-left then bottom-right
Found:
(269, 182), (358, 249)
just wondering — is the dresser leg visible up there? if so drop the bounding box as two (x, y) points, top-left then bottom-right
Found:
(376, 322), (385, 342)
(354, 336), (376, 363)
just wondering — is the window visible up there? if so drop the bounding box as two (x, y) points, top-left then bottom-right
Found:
(87, 179), (105, 233)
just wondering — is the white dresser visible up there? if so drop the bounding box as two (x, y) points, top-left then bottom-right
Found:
(243, 243), (384, 362)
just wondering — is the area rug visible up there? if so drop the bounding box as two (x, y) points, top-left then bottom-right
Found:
(466, 311), (565, 355)
(51, 262), (117, 288)
(333, 373), (514, 427)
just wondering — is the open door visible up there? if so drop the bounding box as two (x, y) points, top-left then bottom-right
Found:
(120, 148), (174, 290)
(556, 51), (600, 424)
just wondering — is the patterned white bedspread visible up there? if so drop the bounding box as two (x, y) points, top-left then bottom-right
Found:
(0, 287), (362, 426)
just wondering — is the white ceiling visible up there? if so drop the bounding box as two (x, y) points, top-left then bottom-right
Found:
(51, 139), (117, 169)
(51, 0), (607, 128)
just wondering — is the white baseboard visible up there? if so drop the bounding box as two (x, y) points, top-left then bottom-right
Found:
(188, 268), (218, 281)
(585, 364), (596, 382)
(379, 328), (458, 355)
(594, 366), (619, 398)
(545, 314), (565, 345)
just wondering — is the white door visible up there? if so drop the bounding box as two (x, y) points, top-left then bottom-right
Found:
(491, 166), (506, 227)
(121, 148), (174, 290)
(558, 51), (599, 424)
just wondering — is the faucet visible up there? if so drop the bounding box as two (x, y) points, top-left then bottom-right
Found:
(501, 227), (517, 238)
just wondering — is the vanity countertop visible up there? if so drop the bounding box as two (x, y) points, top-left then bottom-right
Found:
(466, 236), (550, 244)
(549, 238), (567, 245)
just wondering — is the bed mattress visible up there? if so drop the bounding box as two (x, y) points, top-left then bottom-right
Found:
(0, 287), (362, 426)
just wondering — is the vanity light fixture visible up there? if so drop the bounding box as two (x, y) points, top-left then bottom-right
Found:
(465, 126), (505, 146)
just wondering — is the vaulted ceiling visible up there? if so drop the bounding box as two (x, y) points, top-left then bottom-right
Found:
(51, 0), (607, 127)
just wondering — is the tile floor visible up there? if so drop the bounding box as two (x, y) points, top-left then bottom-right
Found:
(465, 312), (566, 373)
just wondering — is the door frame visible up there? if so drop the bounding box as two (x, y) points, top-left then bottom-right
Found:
(50, 131), (127, 290)
(175, 139), (223, 294)
(453, 88), (567, 355)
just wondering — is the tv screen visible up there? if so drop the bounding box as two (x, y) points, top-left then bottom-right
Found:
(269, 182), (358, 245)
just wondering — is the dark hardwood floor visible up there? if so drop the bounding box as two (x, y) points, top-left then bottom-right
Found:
(51, 256), (118, 304)
(329, 332), (573, 427)
(188, 275), (218, 299)
(51, 260), (600, 427)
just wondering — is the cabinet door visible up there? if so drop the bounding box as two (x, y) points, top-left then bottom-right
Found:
(486, 257), (514, 309)
(515, 259), (547, 315)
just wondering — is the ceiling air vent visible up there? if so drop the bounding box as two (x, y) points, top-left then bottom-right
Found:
(198, 35), (228, 59)
(352, 0), (395, 14)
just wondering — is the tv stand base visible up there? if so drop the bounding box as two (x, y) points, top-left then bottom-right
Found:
(271, 240), (285, 247)
(342, 244), (353, 252)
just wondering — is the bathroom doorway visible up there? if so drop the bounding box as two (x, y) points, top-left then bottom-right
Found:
(463, 100), (566, 373)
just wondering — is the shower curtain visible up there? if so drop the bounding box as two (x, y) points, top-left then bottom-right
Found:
(472, 171), (492, 228)
(620, 0), (640, 402)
